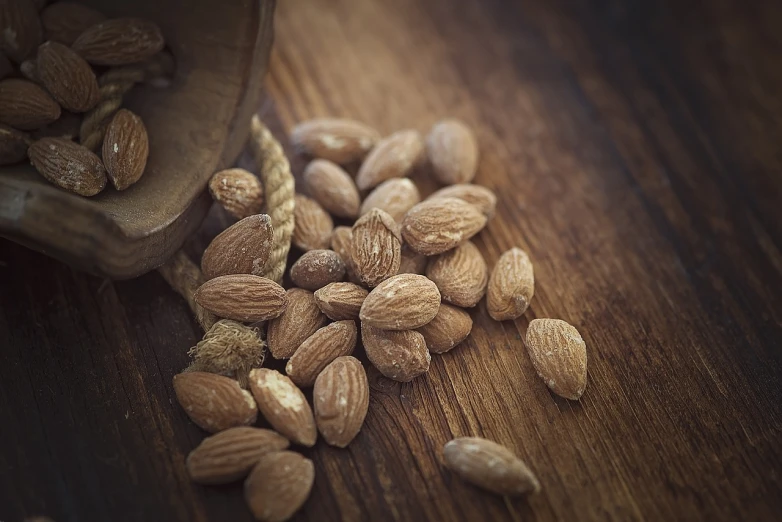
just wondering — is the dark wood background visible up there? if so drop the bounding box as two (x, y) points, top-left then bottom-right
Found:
(2, 0), (781, 520)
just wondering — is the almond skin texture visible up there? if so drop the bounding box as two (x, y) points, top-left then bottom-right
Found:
(487, 247), (534, 321)
(426, 241), (488, 308)
(314, 356), (369, 447)
(293, 194), (333, 251)
(244, 451), (315, 522)
(72, 18), (165, 66)
(201, 214), (274, 280)
(428, 184), (497, 219)
(41, 2), (106, 46)
(28, 137), (106, 196)
(0, 124), (30, 165)
(0, 78), (61, 130)
(416, 303), (473, 354)
(304, 159), (360, 218)
(351, 208), (402, 287)
(102, 108), (149, 190)
(401, 197), (487, 256)
(362, 323), (431, 382)
(426, 119), (479, 185)
(355, 129), (424, 191)
(443, 437), (540, 496)
(193, 275), (287, 323)
(37, 41), (99, 112)
(208, 168), (264, 219)
(286, 321), (357, 387)
(330, 226), (361, 284)
(186, 427), (289, 485)
(248, 369), (317, 447)
(291, 118), (380, 165)
(359, 177), (421, 222)
(525, 319), (587, 400)
(360, 274), (440, 330)
(314, 282), (368, 320)
(267, 288), (328, 359)
(398, 246), (427, 275)
(0, 0), (42, 62)
(289, 249), (346, 291)
(173, 372), (258, 434)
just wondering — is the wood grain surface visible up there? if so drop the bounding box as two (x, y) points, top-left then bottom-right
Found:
(2, 0), (781, 520)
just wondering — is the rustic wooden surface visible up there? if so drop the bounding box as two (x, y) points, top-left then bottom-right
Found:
(2, 0), (782, 520)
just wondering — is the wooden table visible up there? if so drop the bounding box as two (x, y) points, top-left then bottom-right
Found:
(2, 0), (781, 520)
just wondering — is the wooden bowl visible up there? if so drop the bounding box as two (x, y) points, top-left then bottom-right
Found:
(0, 0), (275, 279)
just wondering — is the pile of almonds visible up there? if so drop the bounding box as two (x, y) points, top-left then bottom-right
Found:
(0, 1), (166, 195)
(173, 117), (589, 520)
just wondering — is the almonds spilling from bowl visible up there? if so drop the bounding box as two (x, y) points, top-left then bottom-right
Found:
(355, 129), (424, 190)
(401, 197), (487, 255)
(267, 288), (328, 359)
(248, 369), (317, 447)
(359, 274), (440, 330)
(173, 372), (258, 434)
(201, 214), (274, 280)
(27, 137), (106, 196)
(290, 117), (380, 165)
(286, 320), (357, 387)
(194, 274), (287, 323)
(313, 356), (369, 447)
(208, 168), (265, 219)
(244, 451), (315, 522)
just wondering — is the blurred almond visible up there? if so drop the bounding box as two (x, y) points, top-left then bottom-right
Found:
(173, 372), (258, 433)
(41, 2), (106, 45)
(359, 177), (421, 222)
(304, 159), (360, 218)
(402, 197), (487, 256)
(355, 129), (424, 191)
(426, 119), (479, 185)
(426, 241), (488, 308)
(291, 118), (380, 165)
(0, 124), (30, 165)
(201, 214), (274, 280)
(248, 369), (317, 447)
(208, 168), (264, 219)
(72, 18), (165, 66)
(487, 247), (534, 321)
(525, 319), (587, 400)
(0, 0), (41, 62)
(286, 321), (357, 387)
(360, 274), (440, 330)
(293, 194), (333, 251)
(267, 288), (328, 359)
(194, 274), (287, 323)
(416, 303), (473, 354)
(314, 282), (368, 321)
(313, 356), (369, 447)
(289, 249), (346, 291)
(245, 451), (314, 522)
(37, 41), (99, 112)
(102, 108), (148, 190)
(398, 246), (427, 275)
(330, 225), (361, 284)
(362, 323), (430, 382)
(28, 137), (106, 196)
(19, 58), (38, 82)
(428, 184), (496, 218)
(351, 208), (401, 287)
(0, 78), (60, 130)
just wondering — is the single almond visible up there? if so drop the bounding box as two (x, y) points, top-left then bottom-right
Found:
(427, 183), (496, 218)
(173, 372), (258, 433)
(248, 369), (317, 447)
(398, 245), (427, 275)
(293, 194), (333, 251)
(330, 225), (361, 284)
(0, 0), (42, 62)
(208, 168), (264, 219)
(360, 274), (440, 330)
(416, 303), (473, 354)
(289, 249), (346, 291)
(443, 437), (540, 496)
(314, 282), (368, 321)
(244, 451), (314, 522)
(304, 159), (360, 218)
(426, 241), (488, 308)
(0, 124), (30, 165)
(0, 78), (61, 130)
(487, 247), (534, 321)
(28, 137), (106, 196)
(186, 427), (289, 485)
(525, 319), (587, 400)
(361, 323), (431, 382)
(426, 119), (479, 185)
(37, 41), (99, 112)
(72, 18), (165, 66)
(201, 214), (274, 280)
(401, 197), (487, 256)
(194, 274), (287, 322)
(267, 288), (328, 359)
(355, 129), (424, 191)
(102, 108), (148, 190)
(286, 321), (357, 387)
(351, 208), (401, 287)
(291, 118), (380, 165)
(41, 1), (106, 46)
(313, 356), (369, 447)
(359, 177), (421, 222)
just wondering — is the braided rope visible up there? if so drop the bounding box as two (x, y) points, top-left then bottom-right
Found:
(157, 250), (217, 332)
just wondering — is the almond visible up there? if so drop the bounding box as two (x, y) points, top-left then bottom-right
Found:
(428, 183), (496, 218)
(487, 247), (534, 321)
(293, 194), (333, 251)
(208, 168), (264, 219)
(416, 303), (473, 354)
(248, 369), (317, 447)
(426, 119), (478, 185)
(525, 319), (587, 400)
(201, 214), (274, 280)
(173, 372), (258, 433)
(401, 197), (487, 256)
(194, 274), (287, 322)
(289, 249), (346, 291)
(355, 129), (424, 191)
(186, 427), (289, 485)
(359, 274), (440, 330)
(351, 208), (401, 287)
(0, 78), (61, 130)
(0, 123), (30, 165)
(244, 451), (314, 522)
(359, 177), (421, 222)
(330, 225), (361, 284)
(101, 108), (148, 190)
(286, 320), (357, 387)
(313, 356), (369, 447)
(426, 241), (488, 308)
(19, 58), (38, 83)
(41, 2), (106, 46)
(304, 159), (360, 218)
(291, 118), (380, 165)
(72, 18), (165, 66)
(443, 437), (540, 496)
(398, 246), (427, 275)
(28, 137), (106, 196)
(267, 288), (328, 359)
(314, 282), (368, 320)
(0, 0), (42, 62)
(36, 41), (99, 112)
(361, 323), (430, 382)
